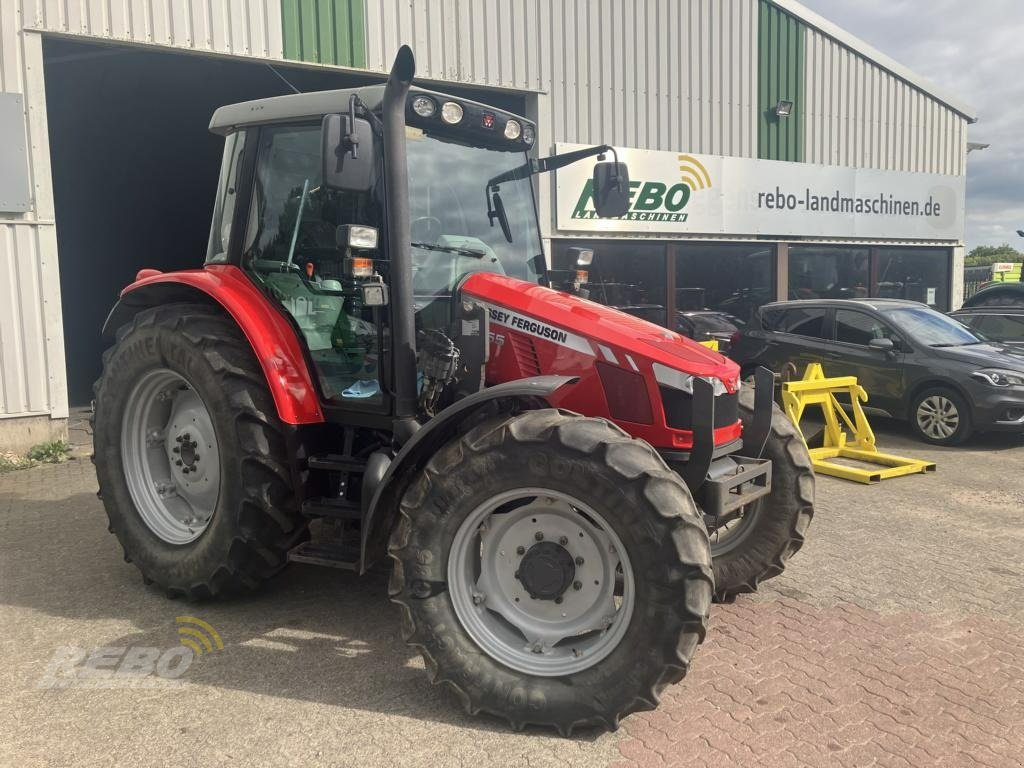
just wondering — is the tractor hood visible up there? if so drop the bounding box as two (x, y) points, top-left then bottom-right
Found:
(461, 273), (739, 386)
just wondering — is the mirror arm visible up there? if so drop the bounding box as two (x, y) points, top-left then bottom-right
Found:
(483, 144), (618, 191)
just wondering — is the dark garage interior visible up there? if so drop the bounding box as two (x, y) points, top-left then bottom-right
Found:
(44, 37), (525, 405)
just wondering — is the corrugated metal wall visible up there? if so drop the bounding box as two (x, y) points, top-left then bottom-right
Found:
(365, 0), (760, 158)
(804, 25), (966, 175)
(20, 0), (284, 58)
(0, 12), (66, 422)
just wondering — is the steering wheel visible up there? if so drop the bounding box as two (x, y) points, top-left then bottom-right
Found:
(411, 216), (444, 245)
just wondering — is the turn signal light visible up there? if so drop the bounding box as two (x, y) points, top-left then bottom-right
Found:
(346, 257), (374, 278)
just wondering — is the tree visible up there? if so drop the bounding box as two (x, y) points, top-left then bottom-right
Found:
(965, 244), (1023, 267)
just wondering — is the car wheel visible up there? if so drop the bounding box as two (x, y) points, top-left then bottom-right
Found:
(910, 387), (972, 446)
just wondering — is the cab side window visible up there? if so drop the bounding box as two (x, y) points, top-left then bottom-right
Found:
(242, 124), (385, 406)
(835, 309), (897, 346)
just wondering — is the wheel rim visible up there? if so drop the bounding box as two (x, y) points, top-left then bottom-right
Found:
(120, 368), (221, 544)
(447, 488), (635, 677)
(707, 501), (761, 556)
(917, 395), (960, 440)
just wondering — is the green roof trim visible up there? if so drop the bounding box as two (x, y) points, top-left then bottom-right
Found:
(281, 0), (366, 68)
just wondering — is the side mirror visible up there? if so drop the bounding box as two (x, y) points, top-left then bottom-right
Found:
(592, 161), (630, 218)
(321, 113), (375, 192)
(868, 337), (895, 354)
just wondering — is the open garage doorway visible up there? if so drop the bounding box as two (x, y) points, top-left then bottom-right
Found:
(44, 37), (525, 406)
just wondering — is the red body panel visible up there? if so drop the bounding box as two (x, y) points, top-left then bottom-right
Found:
(119, 265), (324, 424)
(462, 273), (743, 450)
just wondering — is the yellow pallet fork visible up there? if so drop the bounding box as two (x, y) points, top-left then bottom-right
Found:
(781, 363), (936, 484)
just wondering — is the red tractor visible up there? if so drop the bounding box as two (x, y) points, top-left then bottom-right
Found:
(93, 47), (813, 733)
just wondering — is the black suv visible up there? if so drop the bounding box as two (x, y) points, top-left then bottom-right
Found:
(730, 298), (1024, 445)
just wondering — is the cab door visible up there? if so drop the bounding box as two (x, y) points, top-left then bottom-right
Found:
(822, 308), (905, 416)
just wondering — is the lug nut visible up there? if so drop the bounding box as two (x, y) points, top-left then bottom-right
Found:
(172, 446), (180, 454)
(514, 570), (520, 579)
(555, 596), (563, 604)
(559, 536), (568, 546)
(573, 581), (582, 591)
(535, 532), (544, 541)
(175, 460), (183, 467)
(193, 454), (200, 461)
(175, 436), (183, 443)
(575, 556), (584, 566)
(516, 546), (525, 555)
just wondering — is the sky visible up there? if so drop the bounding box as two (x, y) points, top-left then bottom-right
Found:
(799, 0), (1024, 252)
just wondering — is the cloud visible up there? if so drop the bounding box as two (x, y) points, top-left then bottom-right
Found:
(799, 0), (1024, 250)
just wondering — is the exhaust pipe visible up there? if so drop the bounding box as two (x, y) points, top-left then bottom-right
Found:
(381, 46), (419, 436)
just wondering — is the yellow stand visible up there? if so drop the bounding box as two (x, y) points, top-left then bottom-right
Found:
(698, 339), (720, 351)
(781, 363), (936, 484)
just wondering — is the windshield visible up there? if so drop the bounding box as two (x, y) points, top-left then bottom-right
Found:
(881, 306), (983, 346)
(406, 130), (542, 298)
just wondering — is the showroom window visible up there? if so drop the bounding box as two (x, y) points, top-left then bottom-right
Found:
(788, 246), (871, 301)
(551, 240), (668, 326)
(789, 245), (952, 310)
(676, 243), (776, 323)
(872, 247), (950, 309)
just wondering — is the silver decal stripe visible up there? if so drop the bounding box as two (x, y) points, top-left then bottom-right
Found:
(625, 354), (639, 371)
(478, 301), (595, 356)
(597, 344), (618, 364)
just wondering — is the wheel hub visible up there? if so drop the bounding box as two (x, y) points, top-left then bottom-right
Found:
(517, 541), (576, 600)
(448, 489), (635, 677)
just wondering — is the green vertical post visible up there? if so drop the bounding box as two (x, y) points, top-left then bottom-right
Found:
(281, 0), (366, 68)
(758, 1), (805, 161)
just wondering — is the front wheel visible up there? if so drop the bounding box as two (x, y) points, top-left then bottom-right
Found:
(706, 386), (815, 602)
(910, 387), (972, 445)
(388, 410), (713, 734)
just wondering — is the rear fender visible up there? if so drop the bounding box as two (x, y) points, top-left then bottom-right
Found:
(102, 265), (324, 425)
(359, 375), (578, 571)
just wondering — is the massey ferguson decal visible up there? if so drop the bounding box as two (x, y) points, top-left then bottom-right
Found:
(481, 303), (594, 356)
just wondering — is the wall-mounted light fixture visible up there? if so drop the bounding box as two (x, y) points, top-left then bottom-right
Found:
(775, 99), (794, 118)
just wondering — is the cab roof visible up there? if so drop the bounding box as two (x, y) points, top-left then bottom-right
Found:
(209, 84), (531, 136)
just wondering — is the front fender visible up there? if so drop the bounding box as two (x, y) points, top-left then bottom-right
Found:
(104, 264), (324, 425)
(359, 375), (578, 571)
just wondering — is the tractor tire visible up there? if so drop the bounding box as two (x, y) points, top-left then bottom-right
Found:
(92, 303), (306, 598)
(388, 409), (713, 734)
(707, 386), (815, 603)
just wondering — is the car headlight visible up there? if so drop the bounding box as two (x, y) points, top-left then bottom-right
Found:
(971, 369), (1024, 387)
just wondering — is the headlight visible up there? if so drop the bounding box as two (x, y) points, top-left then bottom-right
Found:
(652, 363), (732, 396)
(440, 101), (464, 124)
(971, 369), (1024, 387)
(504, 119), (522, 140)
(411, 95), (436, 117)
(522, 124), (535, 145)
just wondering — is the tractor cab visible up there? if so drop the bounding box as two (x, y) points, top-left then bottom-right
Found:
(207, 80), (623, 418)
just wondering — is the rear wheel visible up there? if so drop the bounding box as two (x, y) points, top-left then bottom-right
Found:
(93, 304), (306, 598)
(706, 386), (815, 602)
(388, 410), (713, 734)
